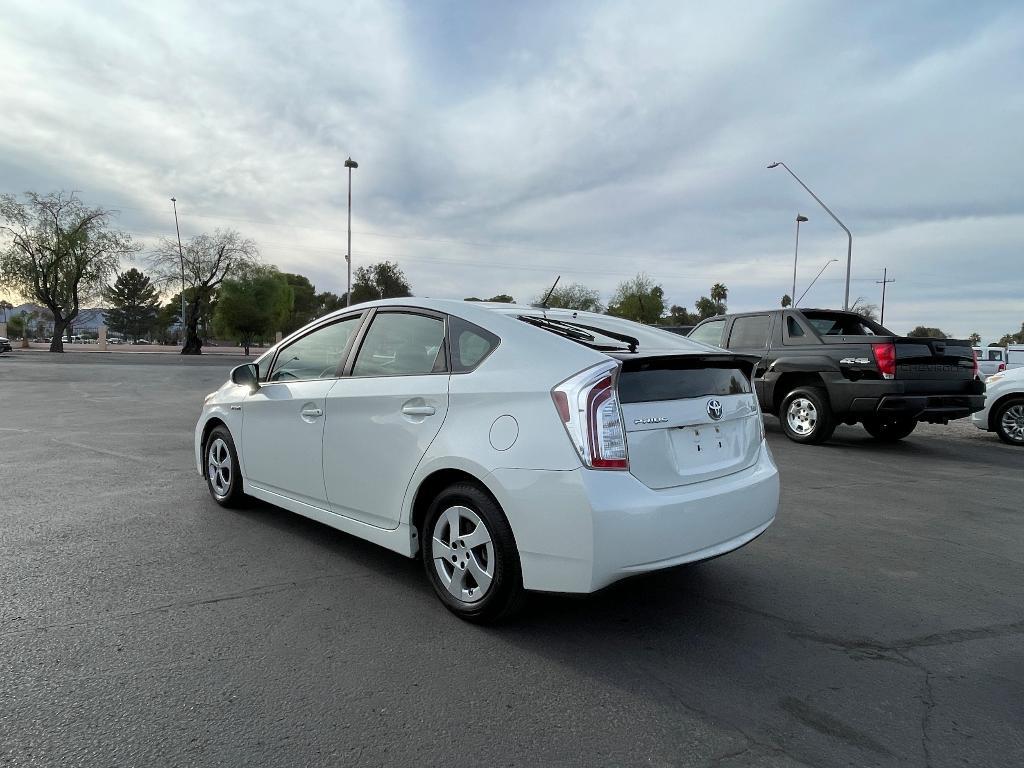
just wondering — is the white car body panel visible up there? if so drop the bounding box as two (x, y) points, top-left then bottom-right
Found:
(195, 298), (781, 594)
(971, 366), (1024, 431)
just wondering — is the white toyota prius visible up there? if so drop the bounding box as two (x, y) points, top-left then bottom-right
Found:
(195, 299), (780, 622)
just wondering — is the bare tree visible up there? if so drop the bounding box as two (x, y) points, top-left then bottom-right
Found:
(850, 296), (880, 322)
(149, 229), (259, 354)
(0, 191), (136, 352)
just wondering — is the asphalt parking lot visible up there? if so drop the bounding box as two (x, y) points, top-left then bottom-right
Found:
(2, 353), (1021, 767)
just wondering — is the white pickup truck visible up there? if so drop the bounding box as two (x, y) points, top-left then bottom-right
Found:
(1008, 345), (1024, 370)
(974, 347), (1007, 377)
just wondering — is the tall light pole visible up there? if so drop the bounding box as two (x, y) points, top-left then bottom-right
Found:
(768, 162), (853, 311)
(170, 197), (186, 344)
(795, 258), (838, 306)
(791, 214), (808, 304)
(344, 157), (358, 306)
(877, 268), (895, 326)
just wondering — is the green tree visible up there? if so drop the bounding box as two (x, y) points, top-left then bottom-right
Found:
(348, 260), (412, 304)
(315, 291), (345, 316)
(536, 282), (603, 312)
(780, 294), (792, 308)
(907, 326), (949, 338)
(607, 273), (664, 324)
(0, 191), (137, 352)
(148, 228), (259, 354)
(968, 332), (982, 346)
(694, 283), (728, 320)
(213, 268), (293, 355)
(103, 268), (160, 342)
(661, 304), (693, 326)
(281, 272), (318, 333)
(6, 312), (29, 338)
(487, 294), (515, 303)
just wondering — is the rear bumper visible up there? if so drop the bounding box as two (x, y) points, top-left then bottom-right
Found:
(833, 379), (986, 422)
(487, 442), (780, 593)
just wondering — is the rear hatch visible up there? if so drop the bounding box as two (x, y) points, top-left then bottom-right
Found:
(614, 354), (762, 489)
(893, 338), (976, 381)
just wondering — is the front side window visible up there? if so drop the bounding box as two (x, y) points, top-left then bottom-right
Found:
(728, 315), (771, 349)
(352, 312), (446, 377)
(269, 316), (360, 382)
(689, 319), (726, 347)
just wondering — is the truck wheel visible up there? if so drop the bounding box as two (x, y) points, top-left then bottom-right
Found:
(780, 386), (836, 445)
(862, 417), (917, 442)
(994, 397), (1024, 446)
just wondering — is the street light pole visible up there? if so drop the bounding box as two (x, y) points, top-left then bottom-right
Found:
(768, 162), (853, 311)
(170, 197), (186, 345)
(344, 157), (358, 306)
(791, 214), (808, 304)
(796, 258), (838, 307)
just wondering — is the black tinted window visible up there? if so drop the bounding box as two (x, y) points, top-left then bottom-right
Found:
(619, 365), (751, 404)
(352, 313), (446, 377)
(787, 316), (805, 337)
(728, 315), (770, 348)
(689, 319), (726, 347)
(449, 315), (499, 372)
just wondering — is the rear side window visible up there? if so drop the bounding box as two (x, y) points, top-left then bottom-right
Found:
(352, 313), (446, 377)
(728, 315), (771, 349)
(449, 315), (499, 373)
(787, 317), (805, 337)
(689, 319), (726, 347)
(619, 363), (751, 404)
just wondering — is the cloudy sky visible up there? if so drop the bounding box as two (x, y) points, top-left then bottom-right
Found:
(2, 0), (1021, 340)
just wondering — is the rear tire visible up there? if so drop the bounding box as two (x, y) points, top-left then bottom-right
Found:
(862, 416), (918, 442)
(421, 482), (525, 623)
(779, 386), (836, 445)
(204, 425), (245, 507)
(994, 397), (1024, 446)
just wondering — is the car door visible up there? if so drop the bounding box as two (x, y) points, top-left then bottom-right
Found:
(323, 308), (449, 529)
(241, 314), (363, 508)
(725, 314), (773, 402)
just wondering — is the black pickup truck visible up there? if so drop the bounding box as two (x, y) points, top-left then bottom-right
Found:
(689, 309), (985, 444)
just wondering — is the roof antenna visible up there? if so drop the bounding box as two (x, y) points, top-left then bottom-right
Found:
(540, 275), (561, 312)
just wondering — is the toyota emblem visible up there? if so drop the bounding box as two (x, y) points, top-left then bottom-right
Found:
(707, 399), (723, 420)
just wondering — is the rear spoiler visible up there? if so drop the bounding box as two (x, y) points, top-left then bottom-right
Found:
(611, 352), (760, 377)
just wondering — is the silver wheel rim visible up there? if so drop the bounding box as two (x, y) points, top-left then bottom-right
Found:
(207, 437), (232, 498)
(786, 397), (818, 436)
(431, 505), (495, 604)
(1001, 404), (1024, 443)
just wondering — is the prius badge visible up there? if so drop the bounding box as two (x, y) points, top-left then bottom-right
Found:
(707, 399), (724, 420)
(634, 416), (669, 425)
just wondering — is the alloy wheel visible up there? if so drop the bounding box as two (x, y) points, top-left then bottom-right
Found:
(431, 505), (495, 604)
(1000, 403), (1024, 444)
(786, 397), (818, 436)
(207, 437), (232, 498)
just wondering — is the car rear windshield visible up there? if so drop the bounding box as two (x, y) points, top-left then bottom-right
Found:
(618, 363), (751, 404)
(801, 311), (889, 336)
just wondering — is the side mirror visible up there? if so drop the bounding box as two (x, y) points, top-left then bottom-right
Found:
(230, 363), (260, 392)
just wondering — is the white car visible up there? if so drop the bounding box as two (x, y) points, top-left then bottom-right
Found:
(971, 367), (1024, 446)
(973, 347), (1006, 377)
(195, 299), (780, 621)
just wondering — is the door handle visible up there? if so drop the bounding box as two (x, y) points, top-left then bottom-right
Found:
(300, 407), (323, 418)
(402, 405), (436, 417)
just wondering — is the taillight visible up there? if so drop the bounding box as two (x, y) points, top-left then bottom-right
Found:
(998, 362), (1006, 372)
(872, 342), (896, 380)
(551, 362), (629, 471)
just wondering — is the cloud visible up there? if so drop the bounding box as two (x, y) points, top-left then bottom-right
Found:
(1, 0), (1022, 340)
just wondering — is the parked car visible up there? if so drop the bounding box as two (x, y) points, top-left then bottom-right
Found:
(195, 299), (780, 622)
(974, 347), (1006, 377)
(0, 336), (11, 354)
(971, 367), (1024, 445)
(688, 309), (985, 444)
(1008, 345), (1024, 371)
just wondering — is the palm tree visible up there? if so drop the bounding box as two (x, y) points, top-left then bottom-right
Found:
(710, 283), (728, 304)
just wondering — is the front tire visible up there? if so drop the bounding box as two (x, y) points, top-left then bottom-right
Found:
(780, 386), (836, 444)
(421, 482), (524, 623)
(994, 397), (1024, 446)
(862, 416), (917, 442)
(204, 425), (245, 507)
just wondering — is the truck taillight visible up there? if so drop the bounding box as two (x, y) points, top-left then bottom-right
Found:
(998, 362), (1006, 372)
(872, 342), (896, 380)
(552, 362), (629, 471)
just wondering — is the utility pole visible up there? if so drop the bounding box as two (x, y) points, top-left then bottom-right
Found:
(791, 214), (808, 304)
(876, 268), (895, 326)
(170, 198), (186, 345)
(344, 157), (358, 306)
